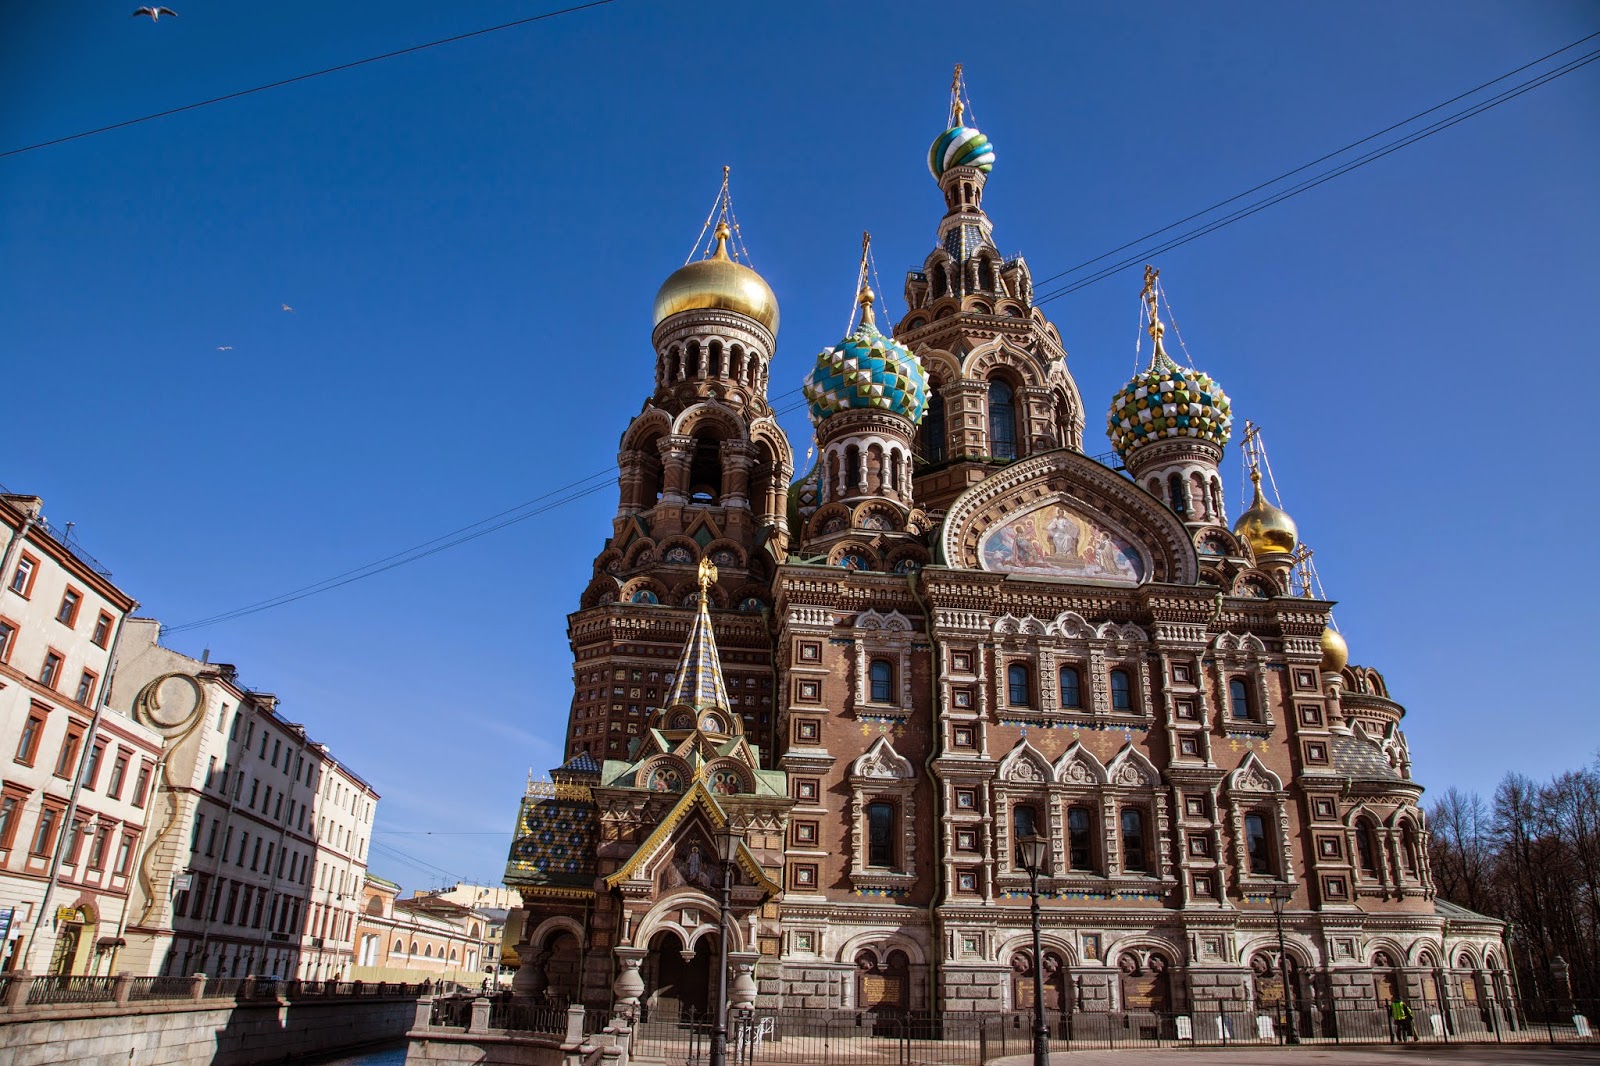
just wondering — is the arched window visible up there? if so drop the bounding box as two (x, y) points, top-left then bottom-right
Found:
(1168, 473), (1188, 517)
(424, 944), (433, 958)
(393, 939), (403, 954)
(1210, 477), (1224, 519)
(1068, 806), (1093, 871)
(449, 949), (458, 961)
(889, 449), (902, 491)
(921, 390), (946, 463)
(869, 659), (893, 703)
(867, 802), (895, 868)
(1245, 812), (1272, 875)
(1109, 669), (1132, 712)
(1121, 808), (1148, 872)
(1007, 663), (1031, 707)
(1059, 666), (1082, 709)
(1401, 823), (1420, 875)
(988, 379), (1017, 460)
(1229, 678), (1251, 720)
(1356, 817), (1378, 875)
(845, 446), (862, 492)
(409, 940), (419, 955)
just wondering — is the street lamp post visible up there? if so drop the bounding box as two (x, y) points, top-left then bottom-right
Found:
(1017, 833), (1051, 1066)
(709, 827), (743, 1066)
(1269, 883), (1300, 1045)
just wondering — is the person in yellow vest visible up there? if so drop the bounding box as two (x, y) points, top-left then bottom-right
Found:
(1389, 996), (1418, 1042)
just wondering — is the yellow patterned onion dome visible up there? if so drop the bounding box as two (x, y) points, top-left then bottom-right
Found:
(802, 290), (928, 425)
(1233, 471), (1298, 557)
(1320, 626), (1349, 673)
(1106, 352), (1233, 461)
(652, 222), (779, 333)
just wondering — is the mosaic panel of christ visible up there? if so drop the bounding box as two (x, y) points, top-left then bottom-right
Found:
(979, 499), (1146, 584)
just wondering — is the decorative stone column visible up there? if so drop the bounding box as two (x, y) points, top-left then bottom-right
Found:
(511, 941), (542, 998)
(728, 951), (760, 1010)
(720, 440), (754, 510)
(613, 946), (648, 1016)
(658, 436), (694, 505)
(616, 451), (646, 517)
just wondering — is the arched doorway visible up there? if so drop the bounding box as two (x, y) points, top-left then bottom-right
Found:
(48, 906), (95, 976)
(644, 930), (713, 1017)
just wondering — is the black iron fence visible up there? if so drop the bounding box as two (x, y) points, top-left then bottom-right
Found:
(1, 973), (431, 1013)
(627, 999), (1600, 1064)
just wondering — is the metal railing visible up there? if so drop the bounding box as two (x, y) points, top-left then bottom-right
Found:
(25, 976), (118, 1006)
(127, 976), (195, 1001)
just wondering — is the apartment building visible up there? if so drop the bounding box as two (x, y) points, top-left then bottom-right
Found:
(110, 619), (377, 979)
(353, 875), (504, 987)
(0, 492), (159, 976)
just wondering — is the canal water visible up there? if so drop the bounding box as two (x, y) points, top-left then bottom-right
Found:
(300, 1043), (407, 1066)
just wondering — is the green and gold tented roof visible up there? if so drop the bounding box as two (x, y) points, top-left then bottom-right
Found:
(663, 584), (731, 713)
(1107, 353), (1233, 459)
(803, 320), (928, 425)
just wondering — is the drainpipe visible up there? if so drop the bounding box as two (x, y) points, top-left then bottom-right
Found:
(907, 568), (946, 1016)
(22, 607), (133, 971)
(0, 512), (38, 595)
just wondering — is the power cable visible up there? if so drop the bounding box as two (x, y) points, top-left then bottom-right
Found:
(0, 0), (620, 160)
(161, 38), (1594, 633)
(1028, 28), (1600, 292)
(1034, 44), (1600, 304)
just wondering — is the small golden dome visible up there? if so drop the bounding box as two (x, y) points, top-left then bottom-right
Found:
(652, 222), (779, 333)
(1320, 626), (1349, 673)
(1233, 470), (1297, 557)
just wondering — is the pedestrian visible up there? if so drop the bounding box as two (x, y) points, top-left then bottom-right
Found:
(1389, 996), (1418, 1042)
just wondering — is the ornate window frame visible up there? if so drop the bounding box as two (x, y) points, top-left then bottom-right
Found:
(847, 737), (917, 893)
(1225, 754), (1294, 893)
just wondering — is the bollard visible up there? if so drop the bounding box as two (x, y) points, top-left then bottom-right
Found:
(112, 972), (134, 1007)
(2, 972), (32, 1009)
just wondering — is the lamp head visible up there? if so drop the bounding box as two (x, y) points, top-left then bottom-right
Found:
(1017, 833), (1049, 876)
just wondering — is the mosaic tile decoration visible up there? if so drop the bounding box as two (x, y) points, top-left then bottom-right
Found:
(803, 319), (928, 424)
(506, 794), (597, 888)
(662, 585), (731, 713)
(1106, 353), (1233, 460)
(929, 125), (996, 177)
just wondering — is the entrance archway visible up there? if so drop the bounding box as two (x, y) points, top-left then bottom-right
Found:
(48, 907), (95, 976)
(644, 930), (714, 1017)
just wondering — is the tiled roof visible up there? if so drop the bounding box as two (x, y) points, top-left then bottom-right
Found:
(1329, 732), (1401, 782)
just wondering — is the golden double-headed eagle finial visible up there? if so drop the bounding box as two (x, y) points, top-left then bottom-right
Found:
(698, 557), (718, 593)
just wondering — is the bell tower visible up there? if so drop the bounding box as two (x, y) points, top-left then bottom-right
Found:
(897, 68), (1085, 514)
(567, 172), (793, 764)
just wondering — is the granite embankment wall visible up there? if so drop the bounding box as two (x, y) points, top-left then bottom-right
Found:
(0, 973), (428, 1066)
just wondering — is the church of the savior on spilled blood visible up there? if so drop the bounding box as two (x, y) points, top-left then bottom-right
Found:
(499, 77), (1510, 1033)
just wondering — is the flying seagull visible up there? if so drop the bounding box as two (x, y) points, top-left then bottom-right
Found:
(281, 303), (294, 313)
(132, 7), (178, 20)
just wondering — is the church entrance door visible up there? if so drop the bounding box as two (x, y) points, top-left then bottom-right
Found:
(646, 930), (713, 1017)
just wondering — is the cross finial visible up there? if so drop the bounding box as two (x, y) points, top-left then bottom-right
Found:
(949, 64), (965, 127)
(857, 231), (876, 326)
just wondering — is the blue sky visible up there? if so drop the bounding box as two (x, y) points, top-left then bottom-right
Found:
(3, 2), (1596, 889)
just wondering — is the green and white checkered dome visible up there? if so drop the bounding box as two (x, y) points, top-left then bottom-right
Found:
(803, 318), (929, 426)
(1106, 351), (1233, 460)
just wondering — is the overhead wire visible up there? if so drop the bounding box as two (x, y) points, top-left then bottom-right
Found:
(0, 0), (620, 160)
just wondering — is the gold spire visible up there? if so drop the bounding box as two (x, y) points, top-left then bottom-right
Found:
(711, 220), (732, 261)
(1142, 264), (1171, 365)
(949, 64), (965, 127)
(859, 285), (876, 327)
(652, 169), (779, 331)
(856, 230), (876, 327)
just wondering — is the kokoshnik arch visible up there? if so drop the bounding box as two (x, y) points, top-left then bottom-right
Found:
(501, 76), (1510, 1030)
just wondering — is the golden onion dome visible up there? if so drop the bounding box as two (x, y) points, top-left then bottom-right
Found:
(1320, 626), (1349, 673)
(652, 222), (779, 333)
(1233, 470), (1298, 557)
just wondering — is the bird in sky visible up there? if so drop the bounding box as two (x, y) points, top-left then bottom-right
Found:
(216, 346), (233, 351)
(132, 7), (178, 20)
(281, 303), (294, 313)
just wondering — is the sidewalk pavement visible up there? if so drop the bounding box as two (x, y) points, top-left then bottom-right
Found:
(989, 1045), (1600, 1065)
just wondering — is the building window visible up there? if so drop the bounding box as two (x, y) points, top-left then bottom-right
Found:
(1013, 804), (1038, 859)
(866, 802), (895, 867)
(75, 671), (97, 706)
(92, 611), (112, 648)
(1059, 666), (1082, 709)
(1109, 668), (1132, 711)
(1229, 678), (1252, 720)
(89, 825), (110, 868)
(56, 589), (82, 627)
(54, 728), (83, 779)
(9, 554), (37, 596)
(1121, 808), (1148, 872)
(1355, 817), (1378, 875)
(988, 379), (1018, 459)
(0, 620), (14, 662)
(921, 389), (947, 464)
(31, 807), (60, 855)
(116, 834), (134, 874)
(1167, 473), (1188, 517)
(40, 651), (63, 689)
(0, 794), (21, 848)
(1007, 663), (1031, 707)
(869, 659), (893, 703)
(1068, 806), (1093, 870)
(86, 744), (108, 790)
(1245, 812), (1272, 875)
(15, 711), (45, 766)
(108, 753), (129, 799)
